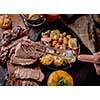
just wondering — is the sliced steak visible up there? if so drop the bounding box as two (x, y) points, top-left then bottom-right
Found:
(0, 36), (27, 63)
(14, 80), (39, 86)
(14, 40), (44, 59)
(1, 26), (27, 46)
(0, 50), (8, 62)
(14, 41), (35, 59)
(7, 62), (15, 75)
(8, 46), (16, 58)
(6, 79), (39, 86)
(1, 36), (27, 51)
(14, 66), (44, 82)
(10, 54), (37, 65)
(7, 62), (45, 82)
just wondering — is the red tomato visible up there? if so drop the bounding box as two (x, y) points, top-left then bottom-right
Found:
(63, 32), (67, 36)
(55, 43), (60, 48)
(67, 47), (71, 50)
(72, 50), (78, 55)
(45, 14), (60, 22)
(52, 40), (58, 46)
(56, 50), (60, 54)
(58, 37), (63, 43)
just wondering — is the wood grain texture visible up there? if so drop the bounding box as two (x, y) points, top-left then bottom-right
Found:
(68, 15), (95, 53)
(0, 14), (98, 53)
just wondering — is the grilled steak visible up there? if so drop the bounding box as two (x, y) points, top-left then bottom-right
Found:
(7, 62), (44, 86)
(0, 36), (27, 63)
(14, 80), (39, 86)
(1, 36), (44, 65)
(14, 66), (44, 82)
(14, 40), (45, 59)
(9, 39), (45, 65)
(1, 36), (27, 51)
(10, 54), (37, 65)
(0, 49), (8, 62)
(1, 26), (27, 46)
(5, 79), (39, 86)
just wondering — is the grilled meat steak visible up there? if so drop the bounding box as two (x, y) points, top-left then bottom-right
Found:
(6, 79), (39, 86)
(1, 36), (27, 51)
(0, 36), (27, 63)
(14, 40), (44, 59)
(10, 54), (37, 65)
(14, 66), (44, 82)
(14, 80), (39, 86)
(1, 37), (44, 65)
(1, 26), (27, 46)
(9, 39), (45, 65)
(7, 62), (45, 84)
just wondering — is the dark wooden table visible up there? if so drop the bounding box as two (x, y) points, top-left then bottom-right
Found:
(0, 14), (100, 86)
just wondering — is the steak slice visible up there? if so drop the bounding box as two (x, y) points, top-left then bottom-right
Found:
(1, 26), (27, 46)
(14, 40), (44, 59)
(14, 80), (39, 86)
(10, 54), (37, 65)
(0, 49), (8, 62)
(8, 46), (16, 58)
(5, 79), (39, 86)
(14, 66), (44, 82)
(14, 41), (35, 59)
(7, 62), (45, 82)
(0, 36), (27, 63)
(1, 36), (27, 51)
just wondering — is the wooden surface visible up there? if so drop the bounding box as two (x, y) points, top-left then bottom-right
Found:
(0, 14), (100, 86)
(68, 15), (95, 53)
(0, 14), (98, 53)
(0, 14), (25, 47)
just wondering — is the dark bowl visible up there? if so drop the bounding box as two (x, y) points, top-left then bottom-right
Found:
(22, 14), (46, 27)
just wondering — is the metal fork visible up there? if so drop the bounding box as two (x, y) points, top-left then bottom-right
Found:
(34, 42), (75, 59)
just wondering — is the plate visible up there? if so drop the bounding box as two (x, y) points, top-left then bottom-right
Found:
(28, 18), (80, 70)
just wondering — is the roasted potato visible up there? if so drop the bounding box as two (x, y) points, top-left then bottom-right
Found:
(40, 55), (54, 66)
(63, 37), (68, 45)
(53, 56), (63, 66)
(0, 15), (12, 29)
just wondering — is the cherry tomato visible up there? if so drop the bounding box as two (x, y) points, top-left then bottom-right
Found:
(66, 35), (71, 39)
(72, 50), (78, 55)
(63, 32), (67, 36)
(58, 37), (63, 43)
(56, 50), (60, 54)
(63, 37), (68, 45)
(52, 40), (58, 46)
(68, 47), (71, 50)
(55, 43), (60, 48)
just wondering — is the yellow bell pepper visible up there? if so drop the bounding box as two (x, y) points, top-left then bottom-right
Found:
(47, 70), (73, 86)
